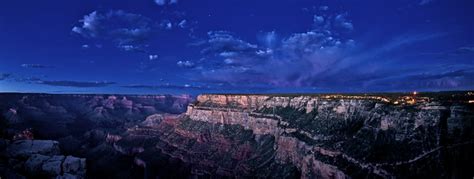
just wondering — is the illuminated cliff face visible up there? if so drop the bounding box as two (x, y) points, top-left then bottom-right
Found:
(181, 94), (473, 178)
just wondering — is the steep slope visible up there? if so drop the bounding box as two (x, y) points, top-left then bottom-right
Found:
(1, 92), (472, 178)
(0, 93), (193, 178)
(179, 94), (473, 178)
(0, 93), (192, 138)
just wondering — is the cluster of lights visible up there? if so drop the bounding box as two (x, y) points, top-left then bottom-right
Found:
(320, 95), (391, 103)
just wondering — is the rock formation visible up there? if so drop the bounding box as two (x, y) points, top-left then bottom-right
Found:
(179, 94), (473, 178)
(0, 93), (193, 139)
(2, 140), (86, 179)
(0, 92), (472, 178)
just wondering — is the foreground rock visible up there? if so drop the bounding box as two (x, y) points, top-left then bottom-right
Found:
(3, 140), (86, 179)
(6, 140), (60, 158)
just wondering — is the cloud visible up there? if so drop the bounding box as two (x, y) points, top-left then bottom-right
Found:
(0, 73), (12, 80)
(191, 6), (469, 92)
(194, 10), (358, 87)
(122, 83), (205, 90)
(154, 0), (177, 6)
(159, 19), (189, 30)
(149, 54), (159, 60)
(117, 44), (147, 52)
(72, 10), (153, 51)
(21, 64), (53, 68)
(257, 31), (278, 48)
(178, 20), (187, 29)
(423, 46), (474, 57)
(203, 31), (259, 55)
(334, 13), (354, 31)
(196, 31), (271, 68)
(313, 15), (324, 25)
(455, 46), (474, 54)
(37, 80), (116, 87)
(363, 65), (474, 91)
(121, 83), (273, 92)
(419, 0), (434, 5)
(177, 60), (195, 68)
(160, 20), (173, 30)
(14, 76), (42, 83)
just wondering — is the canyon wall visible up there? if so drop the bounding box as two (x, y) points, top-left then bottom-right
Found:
(183, 94), (474, 178)
(1, 93), (472, 178)
(0, 93), (193, 138)
(0, 93), (193, 178)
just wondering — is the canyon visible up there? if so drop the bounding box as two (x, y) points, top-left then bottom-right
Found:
(0, 92), (473, 178)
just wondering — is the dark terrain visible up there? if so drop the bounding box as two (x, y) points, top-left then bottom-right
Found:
(0, 92), (473, 178)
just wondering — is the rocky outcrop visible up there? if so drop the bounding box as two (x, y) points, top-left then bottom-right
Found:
(183, 94), (474, 178)
(3, 140), (86, 179)
(0, 93), (193, 139)
(23, 154), (86, 178)
(6, 140), (60, 158)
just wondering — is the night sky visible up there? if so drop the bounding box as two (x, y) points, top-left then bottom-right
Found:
(0, 0), (473, 94)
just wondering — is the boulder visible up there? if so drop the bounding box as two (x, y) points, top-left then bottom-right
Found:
(22, 154), (86, 178)
(41, 155), (65, 176)
(6, 140), (60, 158)
(56, 173), (82, 179)
(62, 156), (86, 175)
(141, 114), (164, 127)
(24, 154), (49, 173)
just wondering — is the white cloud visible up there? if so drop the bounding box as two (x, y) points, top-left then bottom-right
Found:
(149, 55), (159, 60)
(154, 0), (177, 6)
(177, 60), (195, 68)
(335, 14), (354, 31)
(314, 15), (324, 25)
(160, 20), (173, 30)
(154, 0), (166, 5)
(72, 10), (153, 51)
(257, 31), (278, 48)
(178, 20), (187, 29)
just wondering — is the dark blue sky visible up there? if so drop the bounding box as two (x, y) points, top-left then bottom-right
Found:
(0, 0), (473, 94)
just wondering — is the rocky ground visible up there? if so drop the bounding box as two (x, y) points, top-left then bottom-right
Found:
(1, 140), (86, 179)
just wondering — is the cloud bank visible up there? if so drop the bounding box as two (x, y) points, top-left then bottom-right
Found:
(0, 73), (12, 81)
(38, 80), (116, 88)
(21, 64), (53, 68)
(72, 10), (154, 52)
(154, 0), (178, 6)
(190, 7), (474, 92)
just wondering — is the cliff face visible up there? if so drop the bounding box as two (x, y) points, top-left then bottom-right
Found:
(183, 94), (474, 178)
(0, 93), (193, 138)
(0, 93), (193, 178)
(1, 93), (472, 178)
